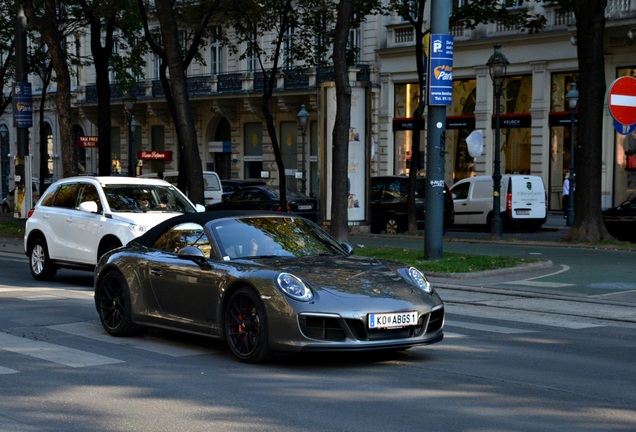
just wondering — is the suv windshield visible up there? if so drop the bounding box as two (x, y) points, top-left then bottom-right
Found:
(102, 184), (195, 213)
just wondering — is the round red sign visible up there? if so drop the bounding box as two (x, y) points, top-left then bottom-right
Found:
(608, 76), (636, 126)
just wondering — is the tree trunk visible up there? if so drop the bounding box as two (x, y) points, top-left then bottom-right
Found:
(154, 0), (204, 204)
(22, 0), (77, 178)
(569, 0), (610, 242)
(330, 0), (353, 242)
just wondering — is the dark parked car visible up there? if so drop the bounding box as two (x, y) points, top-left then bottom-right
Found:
(208, 185), (318, 222)
(94, 211), (445, 362)
(603, 196), (636, 242)
(220, 179), (266, 201)
(370, 176), (454, 234)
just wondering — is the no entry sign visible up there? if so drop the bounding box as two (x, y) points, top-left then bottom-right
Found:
(608, 76), (636, 126)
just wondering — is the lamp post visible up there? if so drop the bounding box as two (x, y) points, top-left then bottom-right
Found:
(296, 104), (309, 195)
(0, 124), (8, 198)
(123, 93), (137, 177)
(487, 44), (509, 239)
(565, 82), (579, 227)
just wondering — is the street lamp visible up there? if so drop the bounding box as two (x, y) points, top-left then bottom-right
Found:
(565, 82), (579, 227)
(0, 124), (8, 198)
(296, 104), (309, 195)
(487, 44), (509, 239)
(123, 93), (137, 177)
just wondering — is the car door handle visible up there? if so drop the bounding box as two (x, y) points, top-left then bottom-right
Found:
(150, 268), (163, 276)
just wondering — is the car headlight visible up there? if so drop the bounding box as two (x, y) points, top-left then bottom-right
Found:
(407, 267), (432, 294)
(276, 273), (313, 302)
(130, 224), (147, 236)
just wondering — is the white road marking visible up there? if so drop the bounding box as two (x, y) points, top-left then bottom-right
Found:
(503, 280), (574, 288)
(500, 264), (574, 288)
(446, 320), (535, 334)
(0, 366), (19, 375)
(0, 332), (123, 368)
(21, 295), (65, 301)
(50, 322), (216, 357)
(448, 304), (602, 329)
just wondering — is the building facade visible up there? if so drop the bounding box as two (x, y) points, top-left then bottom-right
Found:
(2, 1), (636, 225)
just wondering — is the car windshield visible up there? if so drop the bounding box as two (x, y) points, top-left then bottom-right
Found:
(102, 184), (196, 213)
(209, 216), (346, 259)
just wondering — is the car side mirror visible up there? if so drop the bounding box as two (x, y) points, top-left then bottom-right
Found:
(340, 242), (354, 255)
(79, 201), (99, 213)
(195, 204), (206, 213)
(178, 246), (210, 267)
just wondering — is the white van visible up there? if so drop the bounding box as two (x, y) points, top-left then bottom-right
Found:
(451, 174), (547, 230)
(140, 171), (223, 206)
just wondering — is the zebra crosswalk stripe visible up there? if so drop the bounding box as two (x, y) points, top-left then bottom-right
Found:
(0, 332), (123, 368)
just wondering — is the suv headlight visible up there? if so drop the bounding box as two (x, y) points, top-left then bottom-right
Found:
(276, 273), (313, 302)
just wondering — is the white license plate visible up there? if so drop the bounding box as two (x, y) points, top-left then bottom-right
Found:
(515, 209), (530, 215)
(368, 311), (418, 329)
(298, 205), (313, 210)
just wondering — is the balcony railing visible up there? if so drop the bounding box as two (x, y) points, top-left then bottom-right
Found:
(81, 65), (370, 104)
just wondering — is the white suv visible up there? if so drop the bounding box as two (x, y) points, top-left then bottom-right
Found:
(24, 176), (205, 280)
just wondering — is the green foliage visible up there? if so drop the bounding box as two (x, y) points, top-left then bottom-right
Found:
(0, 221), (25, 238)
(354, 245), (536, 273)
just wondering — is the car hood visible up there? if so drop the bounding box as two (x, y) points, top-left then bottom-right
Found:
(256, 255), (424, 300)
(109, 211), (183, 228)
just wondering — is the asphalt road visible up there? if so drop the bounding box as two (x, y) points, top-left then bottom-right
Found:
(1, 253), (635, 431)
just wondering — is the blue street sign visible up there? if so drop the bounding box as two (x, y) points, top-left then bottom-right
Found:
(13, 82), (33, 128)
(613, 119), (636, 135)
(428, 34), (454, 106)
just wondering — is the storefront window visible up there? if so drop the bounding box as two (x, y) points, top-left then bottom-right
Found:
(244, 123), (263, 179)
(393, 83), (424, 175)
(500, 75), (532, 175)
(548, 72), (579, 211)
(613, 67), (636, 206)
(279, 121), (298, 186)
(447, 79), (476, 182)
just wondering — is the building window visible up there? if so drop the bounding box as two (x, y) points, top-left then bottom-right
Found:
(548, 72), (579, 210)
(498, 75), (532, 175)
(210, 26), (223, 75)
(280, 122), (298, 185)
(153, 54), (161, 80)
(150, 125), (165, 173)
(243, 123), (263, 178)
(393, 83), (424, 176)
(447, 79), (477, 182)
(282, 26), (294, 70)
(111, 126), (121, 174)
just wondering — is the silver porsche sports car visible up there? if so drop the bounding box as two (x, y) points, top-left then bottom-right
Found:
(94, 211), (445, 362)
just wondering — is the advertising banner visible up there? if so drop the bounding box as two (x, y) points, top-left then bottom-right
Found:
(13, 82), (33, 128)
(428, 34), (454, 106)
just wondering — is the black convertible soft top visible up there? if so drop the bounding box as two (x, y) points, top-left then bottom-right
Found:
(132, 210), (293, 248)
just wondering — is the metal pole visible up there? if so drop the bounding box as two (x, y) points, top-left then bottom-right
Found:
(15, 4), (31, 218)
(567, 110), (575, 226)
(301, 126), (307, 195)
(491, 84), (503, 238)
(424, 0), (450, 260)
(128, 115), (133, 177)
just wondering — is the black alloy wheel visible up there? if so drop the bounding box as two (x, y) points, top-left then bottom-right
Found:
(224, 287), (269, 363)
(96, 270), (136, 336)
